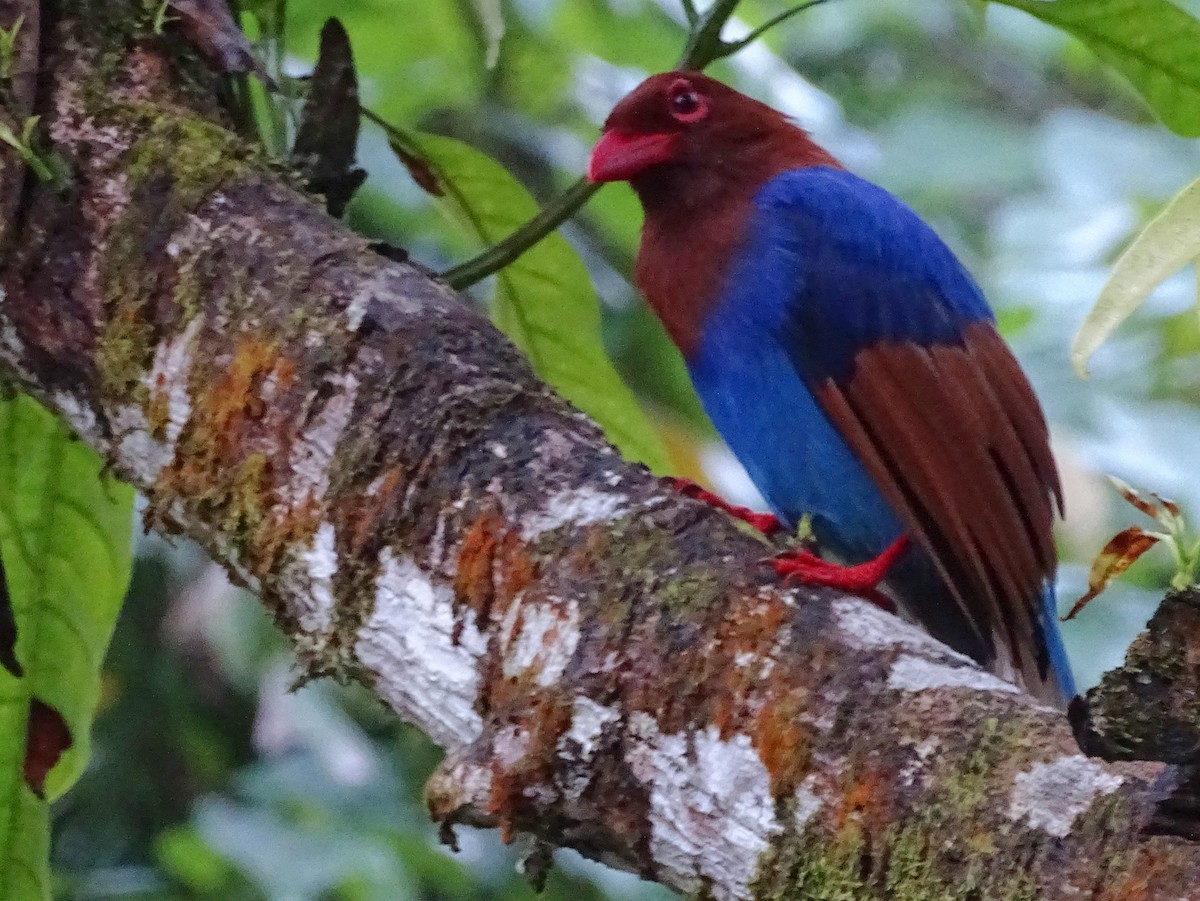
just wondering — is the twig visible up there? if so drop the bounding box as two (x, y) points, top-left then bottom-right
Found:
(442, 178), (595, 290)
(675, 0), (740, 70)
(722, 0), (830, 55)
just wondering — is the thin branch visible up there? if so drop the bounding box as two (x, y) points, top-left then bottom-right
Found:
(675, 0), (740, 70)
(722, 0), (831, 55)
(442, 177), (596, 290)
(681, 0), (699, 26)
(361, 104), (600, 292)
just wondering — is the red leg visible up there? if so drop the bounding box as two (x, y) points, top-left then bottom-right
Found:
(769, 534), (910, 595)
(668, 477), (784, 535)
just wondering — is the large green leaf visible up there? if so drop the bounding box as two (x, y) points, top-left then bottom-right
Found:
(389, 130), (670, 473)
(994, 0), (1200, 137)
(0, 395), (135, 901)
(1073, 175), (1200, 376)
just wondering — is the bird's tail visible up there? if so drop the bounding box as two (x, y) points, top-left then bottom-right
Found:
(1032, 581), (1077, 705)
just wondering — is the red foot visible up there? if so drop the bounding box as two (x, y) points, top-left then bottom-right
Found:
(668, 477), (784, 535)
(769, 534), (910, 599)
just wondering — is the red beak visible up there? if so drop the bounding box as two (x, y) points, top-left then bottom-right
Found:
(587, 129), (679, 183)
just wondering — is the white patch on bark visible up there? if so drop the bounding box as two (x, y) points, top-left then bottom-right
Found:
(493, 724), (531, 769)
(146, 315), (202, 460)
(898, 736), (942, 788)
(1007, 755), (1124, 837)
(284, 373), (358, 510)
(432, 751), (494, 811)
(887, 654), (1020, 695)
(626, 715), (780, 900)
(41, 320), (197, 487)
(561, 697), (619, 761)
(356, 550), (486, 748)
(110, 405), (167, 485)
(365, 471), (388, 496)
(500, 596), (580, 687)
(833, 598), (972, 663)
(345, 282), (374, 332)
(49, 389), (102, 446)
(520, 486), (628, 541)
(558, 697), (620, 800)
(793, 775), (823, 829)
(293, 521), (338, 633)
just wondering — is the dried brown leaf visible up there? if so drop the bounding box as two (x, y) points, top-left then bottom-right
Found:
(290, 19), (365, 217)
(1153, 491), (1182, 520)
(1109, 475), (1164, 520)
(1063, 525), (1160, 621)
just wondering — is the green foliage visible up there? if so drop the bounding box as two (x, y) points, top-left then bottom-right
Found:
(0, 13), (24, 78)
(0, 116), (60, 186)
(0, 395), (134, 901)
(388, 128), (670, 473)
(1073, 175), (1200, 376)
(994, 0), (1200, 137)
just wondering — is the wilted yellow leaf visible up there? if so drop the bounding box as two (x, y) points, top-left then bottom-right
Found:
(1063, 525), (1160, 621)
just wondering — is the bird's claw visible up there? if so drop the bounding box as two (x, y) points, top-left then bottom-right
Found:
(766, 535), (910, 607)
(668, 476), (784, 535)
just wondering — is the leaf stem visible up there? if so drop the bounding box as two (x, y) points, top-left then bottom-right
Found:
(442, 178), (597, 289)
(723, 0), (831, 55)
(676, 0), (740, 68)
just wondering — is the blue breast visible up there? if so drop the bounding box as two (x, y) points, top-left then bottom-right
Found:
(686, 294), (904, 559)
(686, 166), (995, 553)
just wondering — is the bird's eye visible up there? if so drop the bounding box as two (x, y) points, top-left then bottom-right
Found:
(667, 80), (707, 123)
(671, 89), (699, 114)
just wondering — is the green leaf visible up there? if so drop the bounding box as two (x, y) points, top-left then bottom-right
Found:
(1072, 175), (1200, 376)
(0, 394), (135, 901)
(389, 130), (670, 473)
(993, 0), (1200, 137)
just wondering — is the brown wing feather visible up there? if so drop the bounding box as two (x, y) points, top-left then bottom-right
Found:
(812, 323), (1060, 693)
(969, 330), (1064, 518)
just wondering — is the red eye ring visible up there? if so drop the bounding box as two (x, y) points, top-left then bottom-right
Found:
(667, 79), (707, 123)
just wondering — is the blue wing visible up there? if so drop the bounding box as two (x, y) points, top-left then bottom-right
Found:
(687, 166), (1073, 703)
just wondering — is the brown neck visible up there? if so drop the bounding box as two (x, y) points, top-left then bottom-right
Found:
(633, 176), (758, 357)
(631, 131), (839, 357)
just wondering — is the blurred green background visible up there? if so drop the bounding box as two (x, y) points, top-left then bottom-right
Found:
(52, 0), (1200, 897)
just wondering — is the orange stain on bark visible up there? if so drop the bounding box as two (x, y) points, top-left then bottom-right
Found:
(833, 766), (888, 835)
(154, 336), (325, 579)
(753, 699), (811, 797)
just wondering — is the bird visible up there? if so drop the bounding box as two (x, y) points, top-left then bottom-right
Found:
(587, 71), (1074, 706)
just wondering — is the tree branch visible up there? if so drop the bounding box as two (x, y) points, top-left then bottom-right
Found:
(2, 4), (1199, 898)
(1080, 589), (1200, 765)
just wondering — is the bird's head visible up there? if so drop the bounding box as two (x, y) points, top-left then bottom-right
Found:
(587, 73), (839, 352)
(587, 72), (835, 195)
